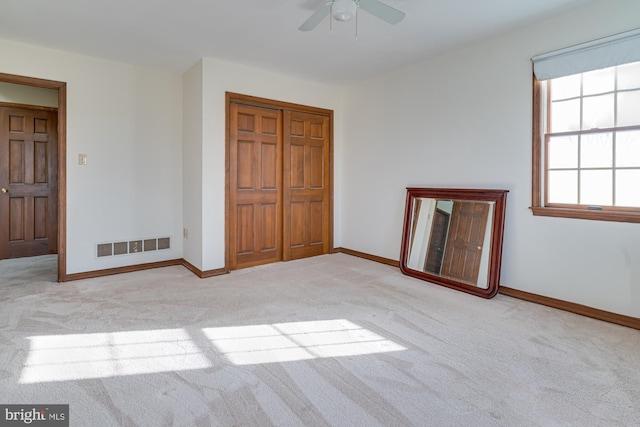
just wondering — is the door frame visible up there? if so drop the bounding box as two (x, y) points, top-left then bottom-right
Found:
(225, 92), (334, 271)
(0, 73), (67, 281)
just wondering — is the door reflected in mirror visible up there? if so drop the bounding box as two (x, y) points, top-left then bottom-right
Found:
(406, 198), (494, 289)
(400, 188), (508, 298)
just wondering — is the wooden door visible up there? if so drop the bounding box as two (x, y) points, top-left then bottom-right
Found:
(283, 111), (330, 261)
(0, 106), (58, 259)
(229, 104), (283, 269)
(440, 201), (489, 284)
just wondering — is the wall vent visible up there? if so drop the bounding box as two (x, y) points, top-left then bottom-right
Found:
(144, 239), (157, 251)
(158, 237), (171, 250)
(97, 243), (113, 258)
(96, 236), (171, 258)
(129, 240), (142, 253)
(114, 242), (128, 256)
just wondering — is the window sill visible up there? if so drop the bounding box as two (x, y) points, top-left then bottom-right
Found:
(530, 206), (640, 224)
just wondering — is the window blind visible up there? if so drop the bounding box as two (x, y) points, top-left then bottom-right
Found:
(532, 28), (640, 80)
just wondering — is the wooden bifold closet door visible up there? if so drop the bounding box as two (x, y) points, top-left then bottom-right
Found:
(228, 99), (331, 270)
(229, 104), (283, 269)
(283, 110), (330, 261)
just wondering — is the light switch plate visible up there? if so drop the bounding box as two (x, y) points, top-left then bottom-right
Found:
(78, 153), (88, 165)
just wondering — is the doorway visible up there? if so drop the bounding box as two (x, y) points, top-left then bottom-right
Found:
(0, 104), (58, 258)
(226, 93), (333, 270)
(424, 208), (450, 275)
(0, 73), (67, 281)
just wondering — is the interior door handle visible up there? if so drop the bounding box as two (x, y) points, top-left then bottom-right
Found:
(1, 188), (8, 194)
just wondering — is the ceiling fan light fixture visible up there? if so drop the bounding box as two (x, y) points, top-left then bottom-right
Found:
(332, 0), (357, 22)
(298, 0), (404, 32)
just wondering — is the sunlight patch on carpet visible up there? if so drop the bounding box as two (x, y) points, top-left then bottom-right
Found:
(203, 319), (406, 365)
(19, 329), (211, 383)
(19, 320), (405, 382)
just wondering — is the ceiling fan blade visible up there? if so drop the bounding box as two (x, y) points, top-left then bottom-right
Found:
(357, 0), (405, 25)
(299, 2), (332, 31)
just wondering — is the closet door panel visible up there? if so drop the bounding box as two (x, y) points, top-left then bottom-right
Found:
(229, 104), (283, 269)
(289, 201), (305, 248)
(283, 111), (330, 261)
(310, 200), (324, 245)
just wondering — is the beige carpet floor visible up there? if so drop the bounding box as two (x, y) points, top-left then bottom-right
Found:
(1, 253), (639, 426)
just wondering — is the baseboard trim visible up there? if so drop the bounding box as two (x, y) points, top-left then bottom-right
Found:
(334, 247), (399, 268)
(62, 259), (183, 282)
(181, 259), (228, 278)
(335, 247), (640, 331)
(499, 286), (640, 330)
(62, 258), (229, 282)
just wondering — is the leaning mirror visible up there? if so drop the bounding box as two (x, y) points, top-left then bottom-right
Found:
(399, 188), (508, 298)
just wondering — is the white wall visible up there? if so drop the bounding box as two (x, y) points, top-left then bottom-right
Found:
(339, 0), (640, 317)
(196, 58), (343, 271)
(182, 60), (204, 269)
(0, 82), (58, 107)
(0, 39), (183, 274)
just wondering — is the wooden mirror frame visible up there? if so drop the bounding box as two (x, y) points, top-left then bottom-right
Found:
(399, 188), (508, 298)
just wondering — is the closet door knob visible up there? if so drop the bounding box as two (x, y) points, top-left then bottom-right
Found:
(1, 188), (8, 194)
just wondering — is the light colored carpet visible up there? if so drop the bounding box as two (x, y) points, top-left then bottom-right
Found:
(1, 253), (639, 426)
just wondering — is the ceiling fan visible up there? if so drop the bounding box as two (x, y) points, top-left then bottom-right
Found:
(299, 0), (405, 32)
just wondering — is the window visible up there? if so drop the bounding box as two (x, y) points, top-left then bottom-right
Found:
(532, 29), (640, 222)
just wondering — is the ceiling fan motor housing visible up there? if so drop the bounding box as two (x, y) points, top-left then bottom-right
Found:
(298, 0), (404, 32)
(332, 0), (358, 22)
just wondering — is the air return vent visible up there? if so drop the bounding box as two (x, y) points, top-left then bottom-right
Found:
(96, 237), (171, 258)
(129, 240), (142, 253)
(114, 242), (128, 256)
(144, 239), (157, 251)
(158, 237), (171, 250)
(97, 243), (112, 258)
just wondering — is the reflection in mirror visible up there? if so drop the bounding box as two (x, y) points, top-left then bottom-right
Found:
(400, 188), (508, 299)
(406, 199), (494, 288)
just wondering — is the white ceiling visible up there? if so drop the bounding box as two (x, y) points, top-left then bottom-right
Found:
(0, 0), (598, 86)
